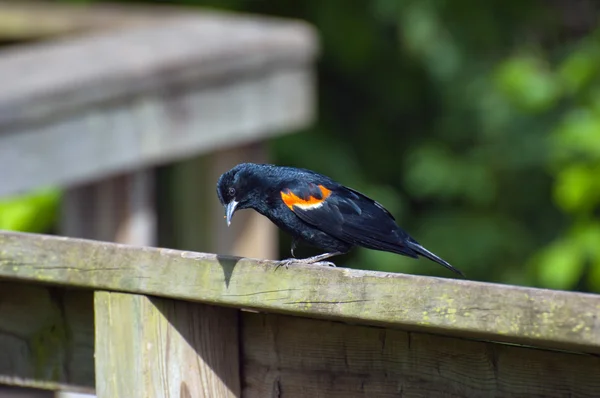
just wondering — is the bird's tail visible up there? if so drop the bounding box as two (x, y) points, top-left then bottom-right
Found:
(406, 240), (465, 277)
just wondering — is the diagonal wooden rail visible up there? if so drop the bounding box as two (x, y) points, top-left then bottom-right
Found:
(1, 230), (599, 355)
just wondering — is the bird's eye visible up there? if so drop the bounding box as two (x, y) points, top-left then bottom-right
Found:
(228, 187), (236, 197)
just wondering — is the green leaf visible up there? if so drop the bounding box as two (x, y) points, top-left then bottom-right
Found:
(588, 259), (600, 292)
(553, 109), (600, 161)
(559, 46), (599, 95)
(553, 165), (600, 213)
(534, 240), (584, 290)
(403, 144), (461, 199)
(0, 189), (60, 232)
(404, 144), (496, 204)
(400, 2), (461, 80)
(494, 56), (561, 113)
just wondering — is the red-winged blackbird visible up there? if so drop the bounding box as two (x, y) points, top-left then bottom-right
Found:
(217, 163), (464, 277)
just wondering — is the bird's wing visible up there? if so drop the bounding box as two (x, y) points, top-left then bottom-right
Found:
(279, 182), (415, 255)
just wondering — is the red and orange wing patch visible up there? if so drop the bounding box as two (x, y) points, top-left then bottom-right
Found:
(281, 184), (332, 211)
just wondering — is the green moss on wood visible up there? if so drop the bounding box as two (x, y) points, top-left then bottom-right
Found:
(0, 231), (599, 354)
(29, 306), (68, 381)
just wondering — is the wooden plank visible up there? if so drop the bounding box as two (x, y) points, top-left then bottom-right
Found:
(60, 169), (156, 246)
(59, 170), (156, 398)
(0, 9), (317, 197)
(242, 313), (600, 398)
(0, 282), (94, 392)
(0, 61), (313, 198)
(94, 291), (240, 398)
(0, 231), (599, 354)
(0, 9), (316, 129)
(0, 1), (193, 41)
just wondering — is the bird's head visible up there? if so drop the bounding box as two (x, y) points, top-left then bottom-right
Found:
(216, 163), (264, 226)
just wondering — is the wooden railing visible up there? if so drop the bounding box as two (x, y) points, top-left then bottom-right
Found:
(0, 1), (316, 256)
(1, 231), (599, 397)
(0, 3), (317, 397)
(2, 3), (599, 397)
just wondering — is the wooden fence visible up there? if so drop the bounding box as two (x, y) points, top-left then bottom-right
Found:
(2, 2), (599, 397)
(0, 2), (317, 397)
(0, 230), (599, 397)
(0, 2), (316, 255)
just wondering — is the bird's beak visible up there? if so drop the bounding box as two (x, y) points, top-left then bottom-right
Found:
(225, 200), (239, 226)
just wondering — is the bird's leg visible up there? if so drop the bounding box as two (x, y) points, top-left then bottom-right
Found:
(277, 252), (344, 270)
(301, 252), (343, 264)
(290, 239), (298, 258)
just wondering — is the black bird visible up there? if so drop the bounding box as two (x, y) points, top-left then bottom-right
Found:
(216, 163), (464, 277)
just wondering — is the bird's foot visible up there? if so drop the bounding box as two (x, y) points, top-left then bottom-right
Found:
(275, 258), (296, 271)
(312, 261), (337, 268)
(275, 254), (340, 270)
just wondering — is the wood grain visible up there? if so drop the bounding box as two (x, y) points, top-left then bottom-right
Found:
(0, 231), (599, 354)
(94, 291), (240, 398)
(242, 312), (600, 398)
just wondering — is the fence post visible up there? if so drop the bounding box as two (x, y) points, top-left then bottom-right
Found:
(61, 165), (245, 398)
(94, 292), (240, 398)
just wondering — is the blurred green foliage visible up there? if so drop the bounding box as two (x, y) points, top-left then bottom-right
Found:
(7, 0), (596, 291)
(0, 189), (60, 233)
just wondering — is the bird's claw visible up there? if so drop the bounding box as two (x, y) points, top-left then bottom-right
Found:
(313, 261), (337, 268)
(275, 258), (295, 271)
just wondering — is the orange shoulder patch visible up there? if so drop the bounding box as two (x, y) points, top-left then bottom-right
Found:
(281, 185), (332, 211)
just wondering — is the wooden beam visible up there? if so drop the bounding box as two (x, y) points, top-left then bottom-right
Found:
(0, 4), (312, 397)
(0, 231), (599, 354)
(94, 291), (240, 398)
(0, 1), (197, 41)
(0, 8), (316, 197)
(0, 6), (316, 129)
(242, 312), (600, 397)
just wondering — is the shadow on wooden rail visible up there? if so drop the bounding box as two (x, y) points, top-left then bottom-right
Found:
(1, 230), (600, 397)
(1, 230), (599, 354)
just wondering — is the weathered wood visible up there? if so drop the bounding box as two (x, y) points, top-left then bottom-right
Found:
(60, 169), (156, 246)
(0, 4), (314, 396)
(0, 282), (94, 392)
(0, 7), (317, 197)
(0, 1), (192, 41)
(94, 291), (240, 398)
(60, 169), (156, 398)
(1, 231), (599, 355)
(0, 6), (316, 128)
(242, 313), (600, 398)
